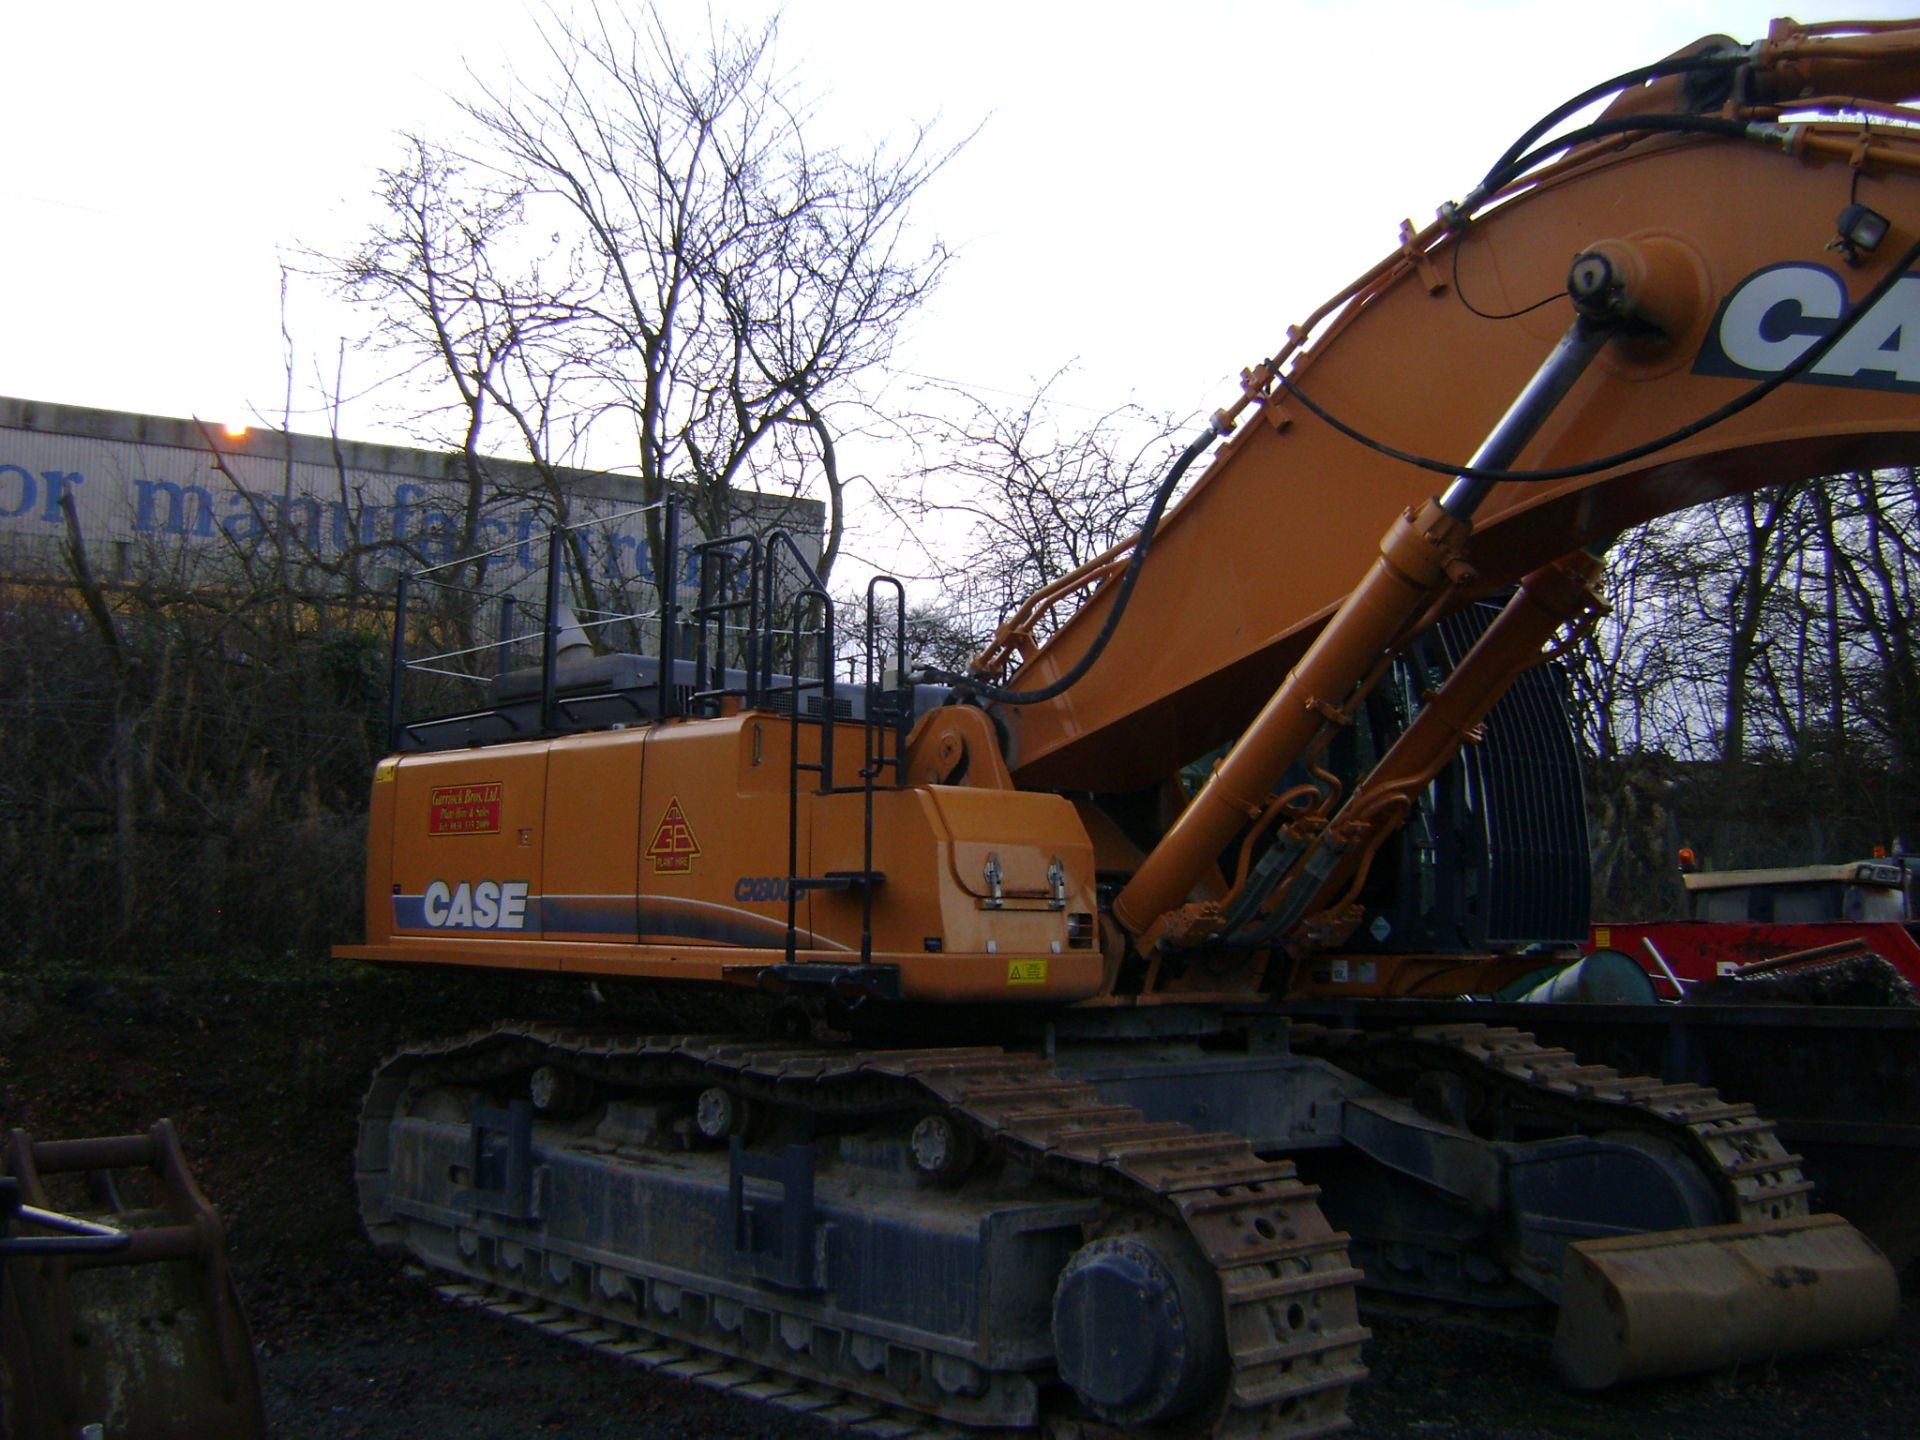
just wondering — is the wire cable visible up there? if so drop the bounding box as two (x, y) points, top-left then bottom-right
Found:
(1449, 240), (1566, 321)
(1274, 234), (1920, 486)
(1448, 113), (1754, 321)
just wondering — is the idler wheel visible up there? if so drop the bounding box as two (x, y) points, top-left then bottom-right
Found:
(909, 1114), (975, 1180)
(694, 1086), (749, 1140)
(529, 1064), (596, 1118)
(1050, 1229), (1225, 1425)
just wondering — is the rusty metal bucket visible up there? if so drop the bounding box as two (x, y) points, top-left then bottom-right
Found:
(1552, 1212), (1899, 1390)
(0, 1120), (265, 1440)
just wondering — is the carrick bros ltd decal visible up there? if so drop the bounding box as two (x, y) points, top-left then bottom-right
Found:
(428, 781), (502, 835)
(1694, 262), (1920, 394)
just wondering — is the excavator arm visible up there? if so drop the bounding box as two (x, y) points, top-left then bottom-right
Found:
(974, 20), (1920, 975)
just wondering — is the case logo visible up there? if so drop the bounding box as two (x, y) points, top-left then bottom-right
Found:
(1694, 263), (1920, 395)
(735, 876), (794, 902)
(428, 782), (502, 835)
(421, 879), (529, 929)
(646, 796), (702, 874)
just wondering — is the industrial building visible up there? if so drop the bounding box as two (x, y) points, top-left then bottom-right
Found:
(0, 396), (820, 594)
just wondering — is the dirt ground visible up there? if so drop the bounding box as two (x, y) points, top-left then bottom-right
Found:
(3, 966), (1915, 1439)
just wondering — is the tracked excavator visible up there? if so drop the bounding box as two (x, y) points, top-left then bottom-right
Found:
(339, 17), (1920, 1435)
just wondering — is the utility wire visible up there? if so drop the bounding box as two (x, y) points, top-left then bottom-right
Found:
(1276, 234), (1920, 486)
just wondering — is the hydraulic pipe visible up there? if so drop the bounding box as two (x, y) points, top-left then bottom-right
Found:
(1112, 316), (1616, 948)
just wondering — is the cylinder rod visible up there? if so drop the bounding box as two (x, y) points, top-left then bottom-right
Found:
(1114, 315), (1616, 948)
(1439, 314), (1614, 518)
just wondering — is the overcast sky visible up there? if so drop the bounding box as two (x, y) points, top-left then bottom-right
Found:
(5, 2), (1910, 462)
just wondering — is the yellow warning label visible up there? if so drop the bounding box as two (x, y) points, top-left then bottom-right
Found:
(1593, 926), (1611, 948)
(1007, 959), (1049, 986)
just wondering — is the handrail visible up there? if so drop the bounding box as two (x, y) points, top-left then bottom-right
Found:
(385, 571), (410, 750)
(781, 584), (836, 965)
(657, 501), (681, 721)
(757, 528), (831, 698)
(690, 533), (761, 708)
(859, 577), (910, 963)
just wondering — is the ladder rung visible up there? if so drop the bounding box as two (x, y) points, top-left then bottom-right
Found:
(789, 871), (887, 893)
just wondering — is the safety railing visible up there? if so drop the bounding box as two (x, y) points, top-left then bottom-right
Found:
(381, 494), (925, 971)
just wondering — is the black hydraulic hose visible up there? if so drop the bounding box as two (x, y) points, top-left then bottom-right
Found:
(1273, 233), (1920, 487)
(1478, 49), (1747, 196)
(927, 423), (1221, 704)
(1477, 113), (1753, 200)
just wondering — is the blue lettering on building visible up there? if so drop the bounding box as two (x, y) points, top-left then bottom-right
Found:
(0, 466), (84, 522)
(134, 479), (219, 537)
(0, 451), (673, 584)
(0, 465), (34, 520)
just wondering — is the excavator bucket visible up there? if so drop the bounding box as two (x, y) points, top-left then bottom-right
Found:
(0, 1120), (265, 1440)
(1552, 1212), (1899, 1390)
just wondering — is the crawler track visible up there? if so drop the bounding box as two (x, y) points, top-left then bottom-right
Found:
(425, 1273), (953, 1437)
(359, 1025), (1371, 1437)
(1297, 1022), (1813, 1224)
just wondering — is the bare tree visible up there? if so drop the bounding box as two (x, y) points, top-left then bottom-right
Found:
(331, 3), (956, 606)
(1569, 469), (1920, 879)
(898, 378), (1186, 655)
(831, 589), (983, 684)
(341, 139), (568, 550)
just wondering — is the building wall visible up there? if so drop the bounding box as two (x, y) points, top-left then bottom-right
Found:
(0, 395), (820, 593)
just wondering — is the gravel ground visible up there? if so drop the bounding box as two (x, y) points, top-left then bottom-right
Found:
(4, 968), (1915, 1438)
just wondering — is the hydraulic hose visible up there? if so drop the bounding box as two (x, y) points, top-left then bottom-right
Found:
(1275, 233), (1920, 487)
(1477, 113), (1751, 199)
(1476, 48), (1747, 197)
(926, 421), (1221, 704)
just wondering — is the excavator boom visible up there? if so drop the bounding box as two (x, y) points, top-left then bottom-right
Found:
(985, 34), (1920, 800)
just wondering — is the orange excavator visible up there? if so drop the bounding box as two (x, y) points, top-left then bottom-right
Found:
(340, 18), (1920, 1434)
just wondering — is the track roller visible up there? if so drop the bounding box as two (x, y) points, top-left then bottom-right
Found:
(1051, 1228), (1227, 1426)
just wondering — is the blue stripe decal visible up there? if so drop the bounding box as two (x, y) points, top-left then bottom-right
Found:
(640, 897), (848, 950)
(542, 897), (638, 936)
(391, 890), (848, 951)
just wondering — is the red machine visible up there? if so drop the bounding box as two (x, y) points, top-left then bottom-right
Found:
(1595, 856), (1920, 994)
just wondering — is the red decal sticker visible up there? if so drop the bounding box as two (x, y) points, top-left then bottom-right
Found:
(429, 782), (503, 836)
